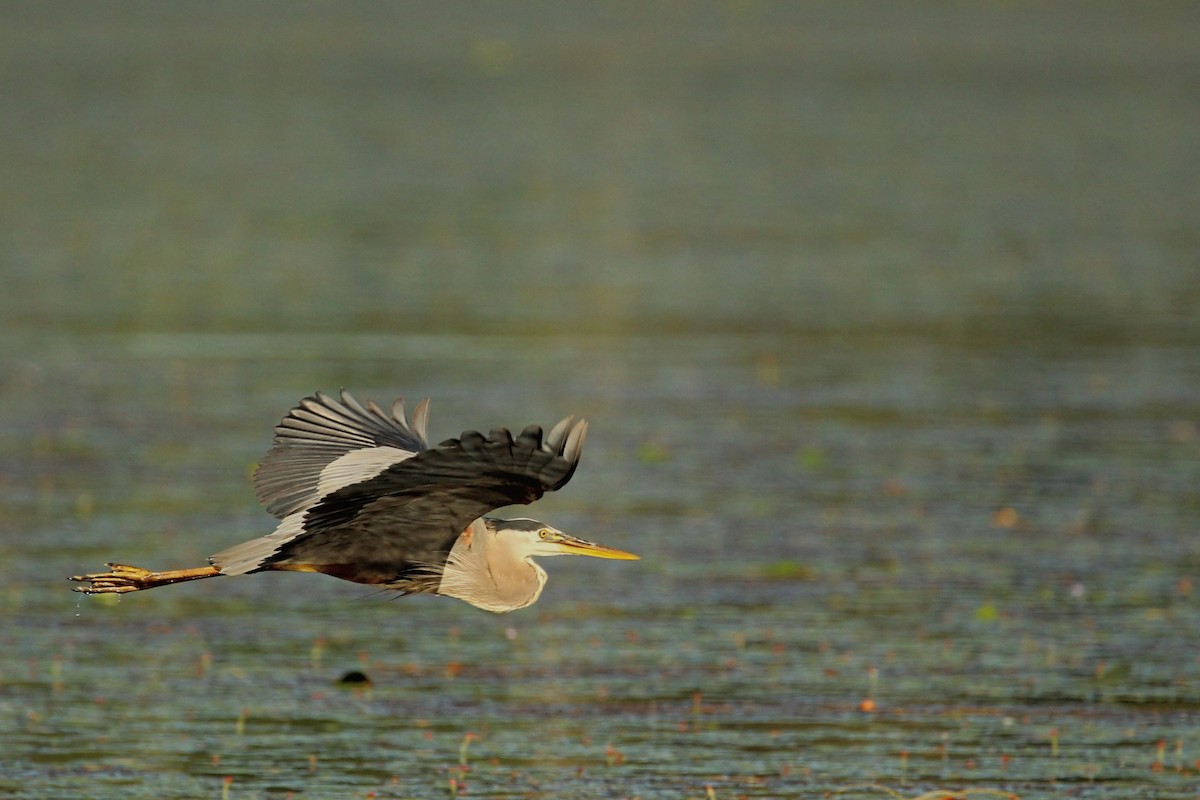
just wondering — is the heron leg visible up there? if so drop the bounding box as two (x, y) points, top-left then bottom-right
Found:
(70, 563), (222, 594)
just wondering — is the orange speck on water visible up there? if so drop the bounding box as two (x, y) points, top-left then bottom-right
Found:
(859, 698), (877, 712)
(993, 507), (1020, 528)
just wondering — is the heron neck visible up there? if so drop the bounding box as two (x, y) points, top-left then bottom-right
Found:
(437, 519), (546, 613)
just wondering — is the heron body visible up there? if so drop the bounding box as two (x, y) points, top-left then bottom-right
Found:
(72, 390), (637, 612)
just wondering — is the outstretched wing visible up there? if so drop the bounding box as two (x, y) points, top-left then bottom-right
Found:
(253, 390), (432, 519)
(214, 393), (588, 582)
(264, 418), (587, 576)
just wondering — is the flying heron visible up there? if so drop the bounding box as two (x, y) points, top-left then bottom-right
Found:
(71, 390), (638, 612)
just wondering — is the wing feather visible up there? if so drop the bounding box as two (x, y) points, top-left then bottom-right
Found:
(563, 420), (588, 468)
(253, 390), (432, 519)
(410, 398), (431, 443)
(506, 424), (537, 475)
(544, 415), (574, 452)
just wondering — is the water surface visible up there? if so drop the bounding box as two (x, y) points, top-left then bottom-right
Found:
(2, 3), (1199, 798)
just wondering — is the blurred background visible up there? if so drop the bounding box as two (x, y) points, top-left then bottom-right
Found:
(2, 2), (1198, 798)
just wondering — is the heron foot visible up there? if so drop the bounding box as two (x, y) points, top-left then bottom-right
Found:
(70, 562), (221, 594)
(70, 563), (156, 593)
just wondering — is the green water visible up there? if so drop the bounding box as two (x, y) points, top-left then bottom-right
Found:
(3, 3), (1199, 798)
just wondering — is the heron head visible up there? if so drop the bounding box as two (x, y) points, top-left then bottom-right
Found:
(488, 518), (639, 561)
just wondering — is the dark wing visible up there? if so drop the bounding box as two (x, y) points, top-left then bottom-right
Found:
(253, 389), (431, 519)
(257, 416), (588, 578)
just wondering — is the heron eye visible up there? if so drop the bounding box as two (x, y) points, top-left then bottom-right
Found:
(538, 529), (550, 539)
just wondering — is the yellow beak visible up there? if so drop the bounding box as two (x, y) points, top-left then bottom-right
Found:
(553, 535), (640, 560)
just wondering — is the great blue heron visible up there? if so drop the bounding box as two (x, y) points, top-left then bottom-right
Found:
(71, 390), (638, 612)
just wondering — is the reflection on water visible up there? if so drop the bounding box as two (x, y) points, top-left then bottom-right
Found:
(2, 3), (1199, 798)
